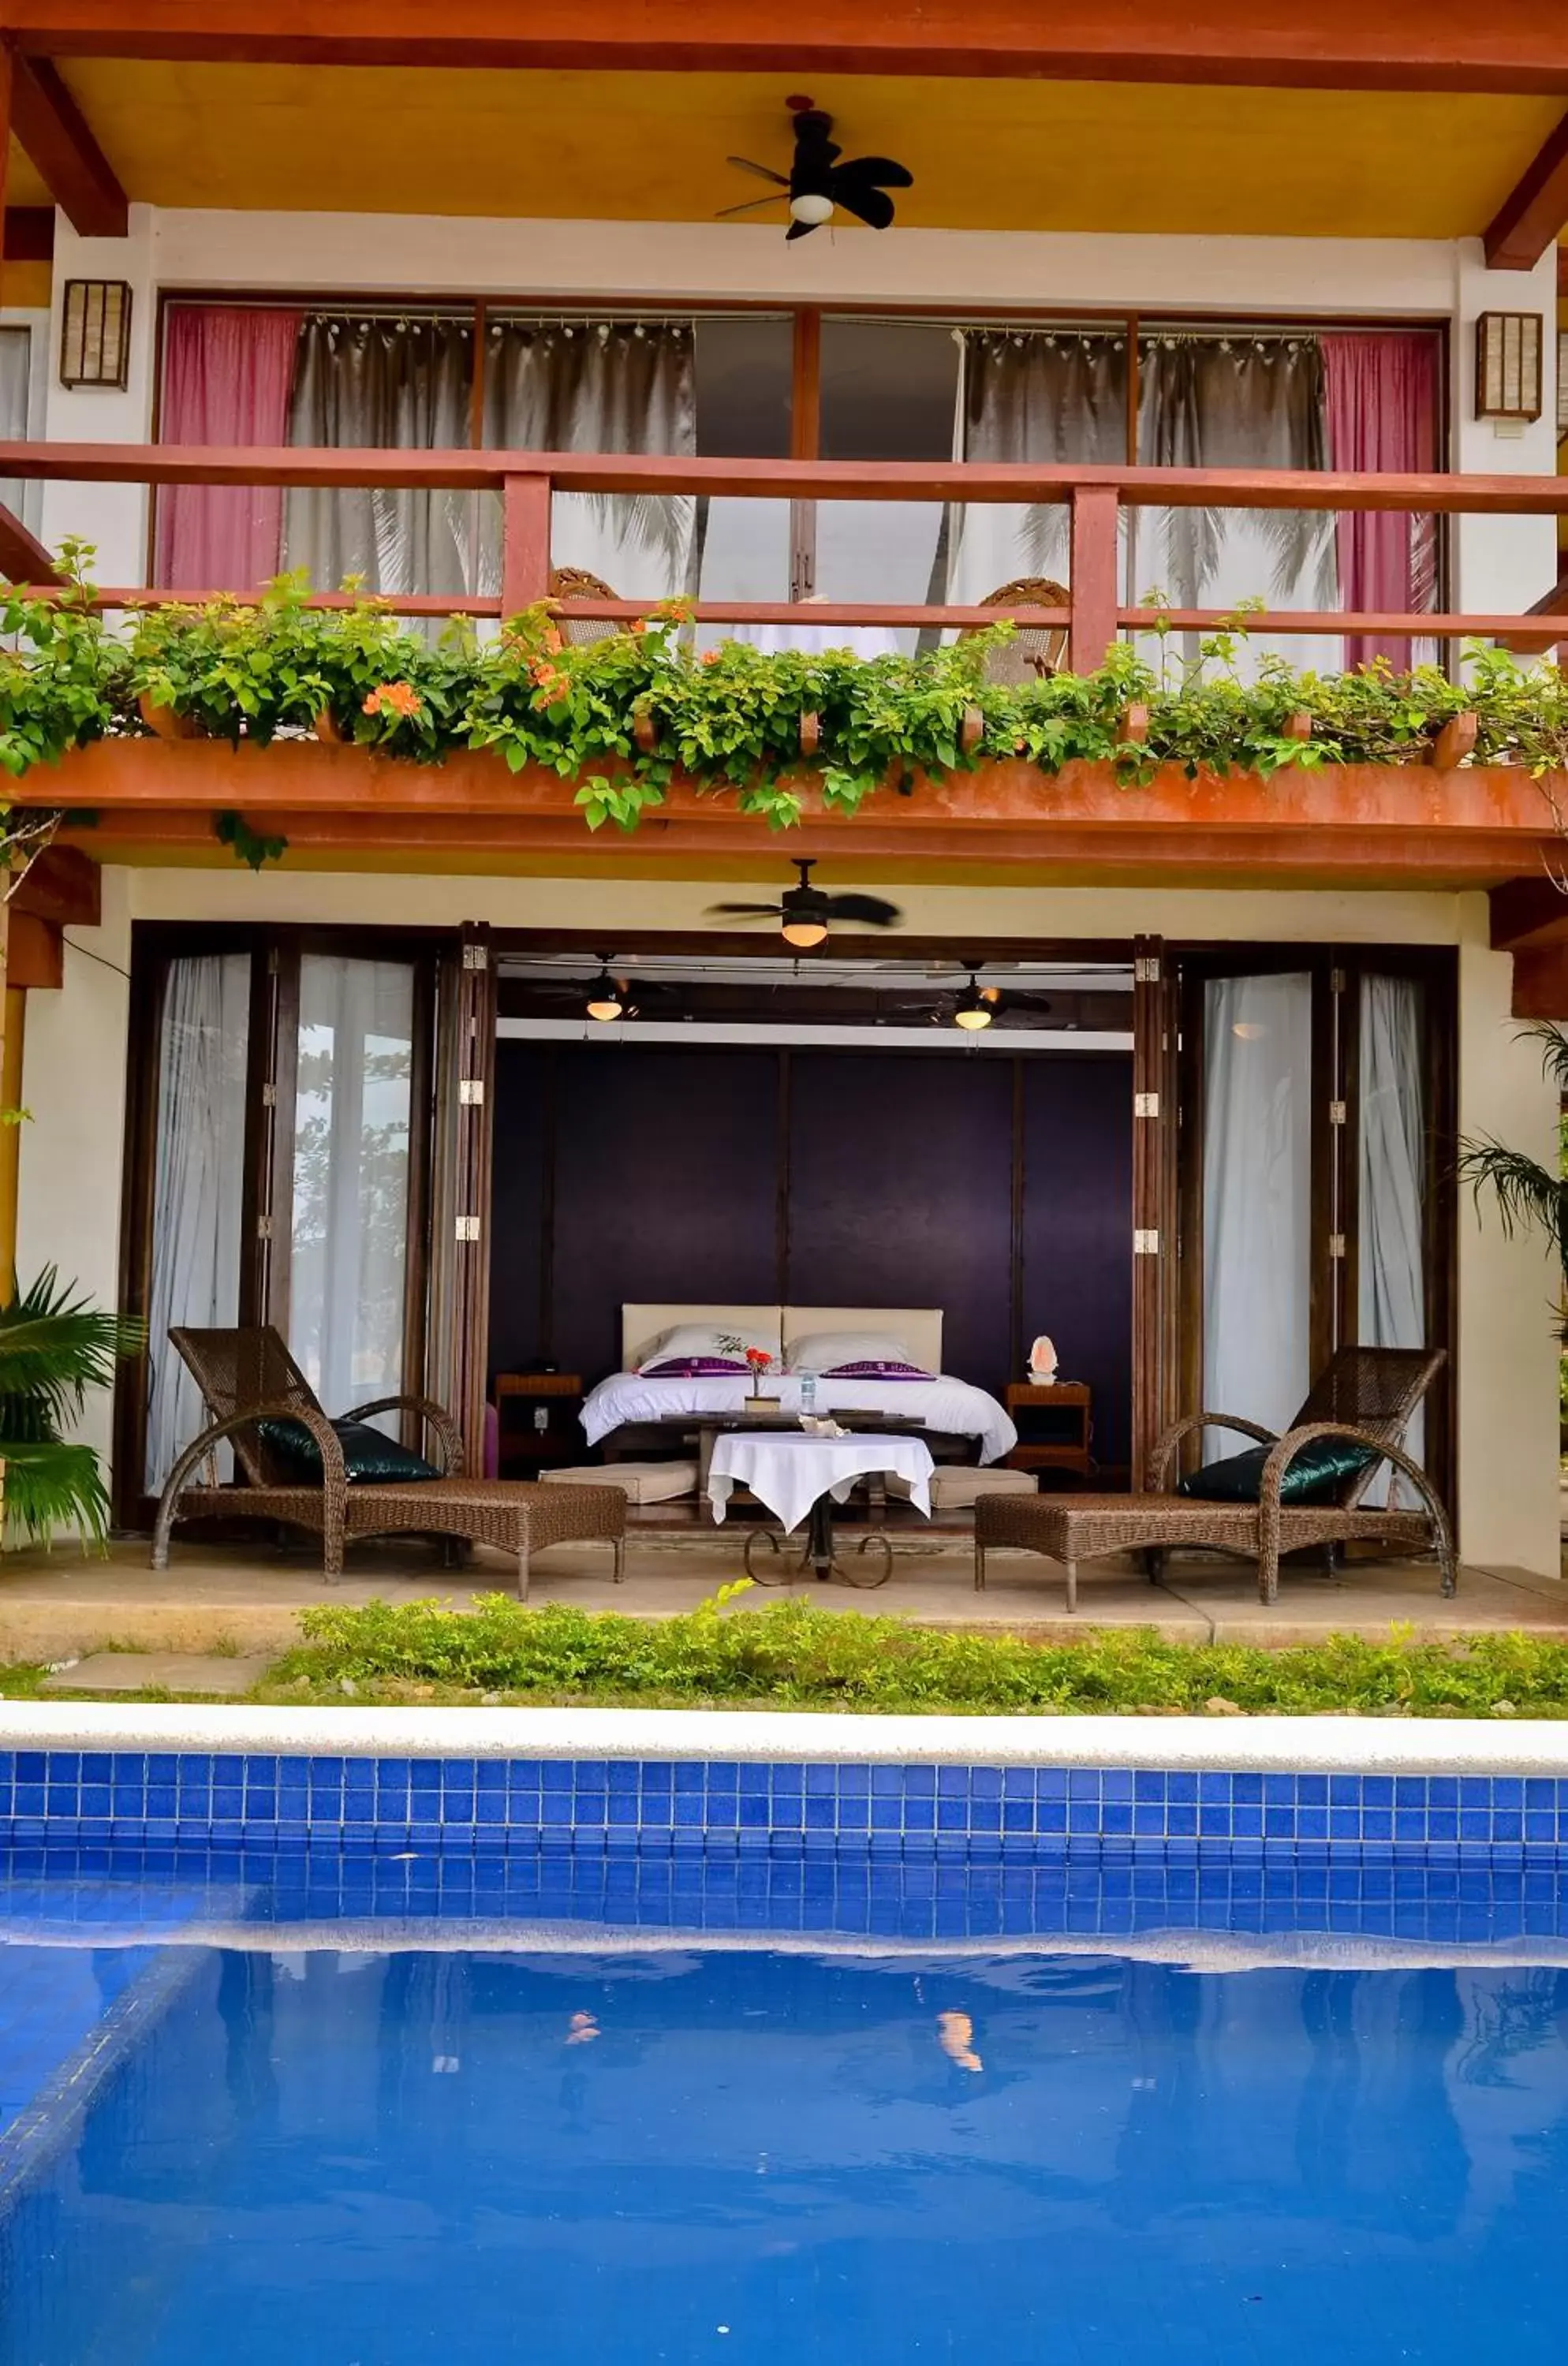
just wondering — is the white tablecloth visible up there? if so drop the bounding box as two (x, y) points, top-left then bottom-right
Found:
(707, 1431), (935, 1533)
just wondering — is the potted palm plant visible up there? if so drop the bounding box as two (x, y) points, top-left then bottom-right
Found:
(0, 1267), (143, 1546)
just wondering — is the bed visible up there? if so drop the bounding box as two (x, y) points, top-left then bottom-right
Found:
(579, 1304), (1018, 1467)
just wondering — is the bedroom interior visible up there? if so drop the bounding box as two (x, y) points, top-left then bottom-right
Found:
(484, 939), (1137, 1528)
(117, 914), (1457, 1568)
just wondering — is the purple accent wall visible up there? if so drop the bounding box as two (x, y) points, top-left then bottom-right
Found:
(785, 1052), (1015, 1396)
(488, 1043), (1133, 1452)
(1020, 1056), (1134, 1469)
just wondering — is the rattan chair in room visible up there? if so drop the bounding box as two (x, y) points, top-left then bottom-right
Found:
(974, 1345), (1453, 1610)
(150, 1325), (625, 1597)
(959, 577), (1071, 684)
(548, 564), (624, 647)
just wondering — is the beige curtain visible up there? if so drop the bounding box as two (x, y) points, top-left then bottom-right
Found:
(281, 314), (477, 599)
(943, 329), (1129, 604)
(481, 319), (697, 603)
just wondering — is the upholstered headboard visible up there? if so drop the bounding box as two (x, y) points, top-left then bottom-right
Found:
(619, 1304), (943, 1374)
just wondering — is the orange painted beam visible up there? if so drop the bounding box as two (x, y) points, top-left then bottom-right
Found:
(9, 51), (126, 235)
(1510, 942), (1568, 1017)
(27, 736), (1566, 888)
(1484, 108), (1568, 267)
(6, 1), (1568, 96)
(7, 908), (62, 988)
(11, 842), (99, 927)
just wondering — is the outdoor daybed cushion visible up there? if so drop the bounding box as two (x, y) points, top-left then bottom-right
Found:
(1178, 1435), (1379, 1507)
(256, 1416), (440, 1487)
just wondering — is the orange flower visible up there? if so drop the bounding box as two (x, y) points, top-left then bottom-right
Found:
(700, 647), (722, 666)
(629, 618), (648, 638)
(363, 681), (423, 720)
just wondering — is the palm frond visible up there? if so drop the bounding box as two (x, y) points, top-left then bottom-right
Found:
(1256, 506), (1338, 606)
(1519, 1020), (1568, 1097)
(0, 1267), (144, 1421)
(1456, 1138), (1568, 1265)
(0, 1438), (110, 1546)
(583, 492), (694, 576)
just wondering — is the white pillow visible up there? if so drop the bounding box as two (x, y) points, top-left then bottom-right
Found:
(786, 1330), (931, 1377)
(634, 1323), (759, 1374)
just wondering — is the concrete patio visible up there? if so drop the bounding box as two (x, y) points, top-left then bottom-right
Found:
(0, 1533), (1562, 1665)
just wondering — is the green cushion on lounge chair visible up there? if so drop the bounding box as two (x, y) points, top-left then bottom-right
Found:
(1177, 1435), (1379, 1507)
(256, 1416), (439, 1486)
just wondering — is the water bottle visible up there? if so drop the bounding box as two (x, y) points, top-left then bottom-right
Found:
(800, 1368), (817, 1418)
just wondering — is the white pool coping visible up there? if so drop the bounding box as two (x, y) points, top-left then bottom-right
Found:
(4, 1700), (1568, 1774)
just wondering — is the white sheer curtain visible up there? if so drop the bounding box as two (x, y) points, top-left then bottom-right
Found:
(1202, 973), (1314, 1454)
(482, 319), (696, 603)
(282, 314), (478, 598)
(144, 955), (251, 1490)
(1359, 973), (1427, 1496)
(288, 956), (415, 1426)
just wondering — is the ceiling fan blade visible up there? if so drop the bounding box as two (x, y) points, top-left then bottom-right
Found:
(705, 902), (786, 919)
(785, 218), (818, 241)
(822, 893), (903, 926)
(829, 181), (896, 231)
(726, 155), (791, 186)
(841, 155), (913, 189)
(715, 194), (790, 218)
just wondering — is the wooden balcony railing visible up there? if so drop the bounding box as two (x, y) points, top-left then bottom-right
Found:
(1, 443), (1566, 670)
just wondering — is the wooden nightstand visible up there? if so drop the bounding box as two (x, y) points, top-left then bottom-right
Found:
(1003, 1382), (1093, 1480)
(494, 1371), (584, 1478)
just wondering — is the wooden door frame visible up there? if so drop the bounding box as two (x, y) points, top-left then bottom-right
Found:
(113, 919), (446, 1528)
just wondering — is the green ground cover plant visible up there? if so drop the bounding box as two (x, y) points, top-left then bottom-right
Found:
(0, 554), (1564, 861)
(257, 1590), (1568, 1717)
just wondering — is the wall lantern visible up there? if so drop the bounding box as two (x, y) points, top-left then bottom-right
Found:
(1474, 311), (1543, 424)
(58, 280), (133, 390)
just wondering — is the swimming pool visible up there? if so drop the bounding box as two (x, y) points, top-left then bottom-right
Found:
(2, 1705), (1567, 2364)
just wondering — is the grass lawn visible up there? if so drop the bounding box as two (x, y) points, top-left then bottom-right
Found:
(6, 1588), (1568, 1716)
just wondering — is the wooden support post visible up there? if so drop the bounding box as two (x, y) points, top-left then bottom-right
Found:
(501, 472), (551, 621)
(1069, 484), (1119, 675)
(0, 44), (11, 306)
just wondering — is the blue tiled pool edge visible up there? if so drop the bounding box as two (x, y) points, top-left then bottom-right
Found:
(5, 1705), (1568, 1860)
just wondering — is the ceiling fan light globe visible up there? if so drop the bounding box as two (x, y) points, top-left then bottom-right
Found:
(953, 1004), (993, 1032)
(782, 917), (829, 949)
(586, 994), (624, 1022)
(789, 192), (834, 226)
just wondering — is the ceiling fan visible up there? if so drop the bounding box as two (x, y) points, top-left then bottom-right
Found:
(719, 95), (913, 239)
(706, 860), (903, 947)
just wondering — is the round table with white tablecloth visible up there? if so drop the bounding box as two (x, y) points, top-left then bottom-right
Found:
(707, 1429), (934, 1588)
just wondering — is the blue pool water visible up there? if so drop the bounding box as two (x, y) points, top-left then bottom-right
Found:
(3, 1926), (1568, 2363)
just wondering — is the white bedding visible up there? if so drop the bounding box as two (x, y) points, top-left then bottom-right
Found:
(580, 1370), (1017, 1465)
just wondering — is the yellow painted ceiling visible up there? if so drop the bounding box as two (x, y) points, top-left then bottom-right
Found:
(6, 140), (51, 209)
(35, 62), (1566, 239)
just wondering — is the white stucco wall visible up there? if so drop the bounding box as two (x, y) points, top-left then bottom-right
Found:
(15, 864), (1559, 1576)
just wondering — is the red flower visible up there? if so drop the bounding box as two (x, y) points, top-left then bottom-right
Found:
(744, 1345), (772, 1374)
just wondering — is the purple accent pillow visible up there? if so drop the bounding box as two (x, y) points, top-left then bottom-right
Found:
(822, 1360), (933, 1381)
(640, 1355), (749, 1378)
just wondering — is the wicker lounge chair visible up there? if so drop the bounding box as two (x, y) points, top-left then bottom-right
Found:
(974, 1345), (1453, 1610)
(150, 1325), (625, 1598)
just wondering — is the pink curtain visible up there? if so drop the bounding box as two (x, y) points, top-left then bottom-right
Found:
(154, 306), (301, 592)
(1320, 331), (1439, 672)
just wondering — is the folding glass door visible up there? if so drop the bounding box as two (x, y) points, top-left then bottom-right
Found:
(1175, 949), (1454, 1502)
(121, 932), (435, 1520)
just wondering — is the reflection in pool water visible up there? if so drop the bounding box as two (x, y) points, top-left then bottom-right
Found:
(2, 1943), (1567, 2364)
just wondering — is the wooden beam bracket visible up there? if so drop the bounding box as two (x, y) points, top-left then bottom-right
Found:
(9, 54), (129, 240)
